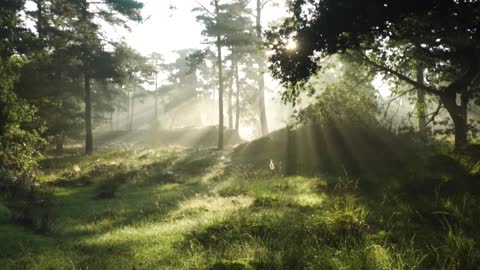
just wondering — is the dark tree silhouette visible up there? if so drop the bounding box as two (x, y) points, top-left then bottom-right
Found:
(268, 0), (480, 149)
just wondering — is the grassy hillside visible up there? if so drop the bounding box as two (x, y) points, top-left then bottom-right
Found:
(1, 137), (480, 269)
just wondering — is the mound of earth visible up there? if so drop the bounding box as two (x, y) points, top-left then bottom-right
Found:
(232, 124), (420, 177)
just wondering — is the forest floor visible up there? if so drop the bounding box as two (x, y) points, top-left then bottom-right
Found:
(1, 142), (480, 269)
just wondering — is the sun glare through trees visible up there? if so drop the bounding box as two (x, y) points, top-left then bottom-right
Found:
(1, 0), (480, 269)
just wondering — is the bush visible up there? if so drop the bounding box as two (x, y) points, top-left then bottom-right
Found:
(0, 56), (47, 230)
(0, 56), (45, 195)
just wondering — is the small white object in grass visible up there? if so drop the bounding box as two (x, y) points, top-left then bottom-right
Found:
(269, 159), (276, 170)
(73, 165), (81, 172)
(220, 156), (226, 160)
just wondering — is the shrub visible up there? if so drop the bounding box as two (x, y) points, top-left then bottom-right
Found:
(0, 56), (45, 195)
(0, 56), (48, 230)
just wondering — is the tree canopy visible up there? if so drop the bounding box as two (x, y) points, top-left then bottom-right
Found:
(268, 0), (480, 148)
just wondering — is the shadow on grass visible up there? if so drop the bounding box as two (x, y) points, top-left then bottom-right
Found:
(184, 145), (480, 270)
(0, 147), (230, 269)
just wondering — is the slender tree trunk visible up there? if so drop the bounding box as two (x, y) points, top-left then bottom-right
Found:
(154, 59), (158, 128)
(285, 126), (296, 175)
(256, 0), (268, 136)
(110, 111), (114, 131)
(126, 92), (130, 130)
(81, 0), (93, 154)
(84, 72), (93, 154)
(228, 59), (234, 129)
(154, 73), (158, 127)
(129, 77), (136, 131)
(416, 66), (427, 135)
(116, 106), (120, 130)
(441, 93), (468, 149)
(234, 58), (240, 134)
(215, 0), (224, 150)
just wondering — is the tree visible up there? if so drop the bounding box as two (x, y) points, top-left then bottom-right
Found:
(0, 0), (34, 59)
(0, 2), (44, 192)
(112, 45), (154, 131)
(17, 2), (140, 149)
(254, 0), (273, 136)
(227, 1), (256, 134)
(155, 49), (204, 128)
(196, 0), (259, 144)
(15, 55), (84, 150)
(149, 53), (164, 127)
(195, 0), (229, 149)
(295, 55), (379, 128)
(15, 2), (85, 149)
(268, 0), (480, 149)
(69, 0), (143, 153)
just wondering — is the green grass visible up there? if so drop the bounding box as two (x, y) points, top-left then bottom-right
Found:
(1, 145), (480, 269)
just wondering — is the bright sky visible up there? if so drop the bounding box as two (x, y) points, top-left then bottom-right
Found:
(25, 0), (288, 60)
(117, 1), (204, 60)
(113, 0), (288, 61)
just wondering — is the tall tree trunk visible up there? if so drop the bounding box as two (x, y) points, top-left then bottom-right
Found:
(256, 0), (268, 136)
(129, 77), (136, 131)
(154, 61), (158, 128)
(153, 91), (158, 128)
(228, 59), (234, 129)
(81, 0), (93, 154)
(110, 111), (114, 131)
(84, 72), (93, 154)
(126, 92), (130, 130)
(285, 126), (296, 175)
(441, 93), (468, 149)
(116, 106), (120, 130)
(416, 66), (427, 135)
(215, 0), (224, 150)
(234, 57), (240, 134)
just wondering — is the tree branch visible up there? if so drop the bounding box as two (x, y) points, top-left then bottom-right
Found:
(350, 52), (443, 96)
(425, 101), (444, 126)
(193, 0), (215, 17)
(382, 88), (413, 120)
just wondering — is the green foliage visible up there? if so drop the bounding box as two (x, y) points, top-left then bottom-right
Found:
(0, 56), (49, 232)
(268, 0), (479, 87)
(268, 0), (480, 147)
(286, 55), (380, 129)
(0, 0), (33, 59)
(0, 57), (45, 190)
(15, 52), (84, 144)
(296, 86), (379, 128)
(0, 146), (479, 269)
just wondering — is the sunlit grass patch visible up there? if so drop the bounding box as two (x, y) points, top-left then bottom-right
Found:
(170, 195), (253, 220)
(294, 193), (324, 207)
(3, 146), (480, 269)
(71, 195), (253, 269)
(214, 178), (250, 197)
